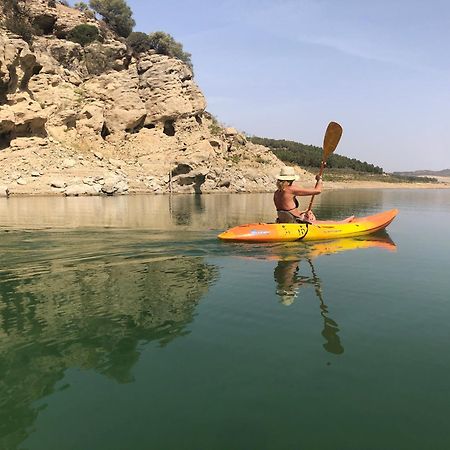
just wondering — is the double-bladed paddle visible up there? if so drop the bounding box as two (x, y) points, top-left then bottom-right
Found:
(307, 121), (343, 212)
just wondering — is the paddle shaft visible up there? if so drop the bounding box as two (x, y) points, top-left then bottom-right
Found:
(307, 162), (326, 212)
(306, 122), (343, 213)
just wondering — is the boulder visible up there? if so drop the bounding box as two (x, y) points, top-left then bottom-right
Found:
(77, 104), (105, 135)
(5, 95), (48, 139)
(62, 158), (76, 169)
(218, 179), (231, 188)
(244, 168), (260, 182)
(82, 177), (94, 185)
(65, 183), (99, 196)
(51, 180), (66, 188)
(101, 176), (127, 195)
(0, 109), (15, 135)
(224, 127), (238, 136)
(0, 186), (9, 197)
(114, 180), (129, 194)
(176, 169), (207, 188)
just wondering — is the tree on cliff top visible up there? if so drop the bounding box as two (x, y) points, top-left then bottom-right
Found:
(126, 31), (152, 54)
(89, 0), (135, 37)
(74, 1), (90, 11)
(148, 32), (192, 69)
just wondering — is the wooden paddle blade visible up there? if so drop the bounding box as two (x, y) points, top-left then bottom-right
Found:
(323, 122), (343, 161)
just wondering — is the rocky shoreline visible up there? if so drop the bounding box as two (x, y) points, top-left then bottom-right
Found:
(1, 171), (448, 198)
(0, 126), (310, 197)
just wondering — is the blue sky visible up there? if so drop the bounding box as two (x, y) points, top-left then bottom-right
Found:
(103, 1), (449, 171)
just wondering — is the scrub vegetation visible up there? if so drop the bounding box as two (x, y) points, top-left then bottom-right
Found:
(249, 136), (438, 183)
(126, 31), (192, 68)
(1, 0), (193, 67)
(249, 136), (383, 173)
(126, 31), (152, 54)
(86, 0), (192, 65)
(67, 24), (100, 46)
(89, 0), (135, 37)
(147, 32), (192, 68)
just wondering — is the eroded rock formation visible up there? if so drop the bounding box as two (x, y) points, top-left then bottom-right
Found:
(0, 0), (313, 196)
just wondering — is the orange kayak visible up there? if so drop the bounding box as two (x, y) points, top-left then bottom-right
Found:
(218, 209), (398, 242)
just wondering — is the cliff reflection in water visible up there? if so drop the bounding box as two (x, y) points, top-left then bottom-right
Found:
(0, 231), (219, 449)
(272, 234), (397, 355)
(0, 189), (392, 231)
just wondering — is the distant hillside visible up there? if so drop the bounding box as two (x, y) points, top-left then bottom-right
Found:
(248, 136), (383, 174)
(393, 169), (450, 177)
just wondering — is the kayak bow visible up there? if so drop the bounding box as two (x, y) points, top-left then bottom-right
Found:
(218, 209), (398, 242)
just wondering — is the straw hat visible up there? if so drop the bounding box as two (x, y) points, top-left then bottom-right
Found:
(277, 166), (299, 181)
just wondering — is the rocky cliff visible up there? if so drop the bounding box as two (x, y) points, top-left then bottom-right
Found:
(0, 0), (313, 196)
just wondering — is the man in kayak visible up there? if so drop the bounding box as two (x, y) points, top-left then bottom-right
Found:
(274, 166), (322, 223)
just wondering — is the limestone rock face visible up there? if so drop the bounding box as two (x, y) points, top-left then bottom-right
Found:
(26, 0), (58, 35)
(41, 39), (85, 74)
(0, 35), (47, 147)
(84, 41), (129, 75)
(138, 54), (206, 122)
(83, 68), (146, 133)
(0, 0), (296, 196)
(0, 34), (40, 100)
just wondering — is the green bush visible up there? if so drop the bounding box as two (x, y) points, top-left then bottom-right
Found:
(148, 31), (192, 68)
(89, 0), (135, 37)
(74, 1), (89, 11)
(126, 31), (152, 54)
(74, 1), (95, 18)
(67, 24), (100, 46)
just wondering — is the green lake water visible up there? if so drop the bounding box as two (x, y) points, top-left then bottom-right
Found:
(1, 189), (449, 450)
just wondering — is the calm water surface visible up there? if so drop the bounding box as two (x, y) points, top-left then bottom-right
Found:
(0, 190), (449, 450)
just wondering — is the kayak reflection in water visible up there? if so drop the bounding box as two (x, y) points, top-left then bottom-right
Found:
(274, 257), (344, 355)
